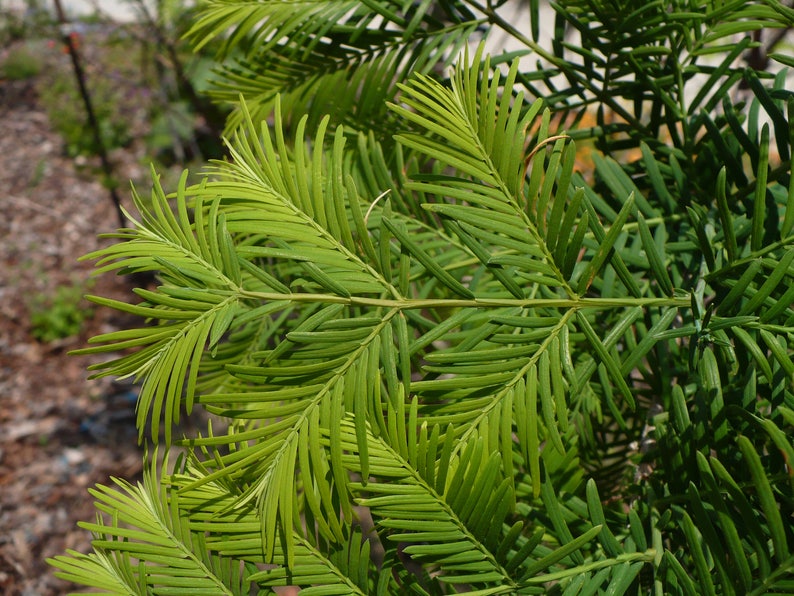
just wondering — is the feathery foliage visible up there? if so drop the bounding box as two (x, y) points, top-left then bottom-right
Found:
(50, 1), (794, 594)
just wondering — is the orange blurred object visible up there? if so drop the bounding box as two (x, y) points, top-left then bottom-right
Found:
(62, 31), (81, 54)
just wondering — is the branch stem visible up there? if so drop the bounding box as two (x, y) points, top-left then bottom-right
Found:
(239, 290), (690, 311)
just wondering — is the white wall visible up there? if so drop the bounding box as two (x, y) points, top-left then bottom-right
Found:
(2, 0), (149, 22)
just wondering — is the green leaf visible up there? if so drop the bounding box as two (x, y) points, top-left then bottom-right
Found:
(714, 168), (738, 263)
(737, 435), (790, 563)
(383, 216), (474, 298)
(637, 213), (674, 296)
(577, 193), (635, 295)
(586, 479), (622, 557)
(576, 311), (635, 410)
(751, 124), (770, 253)
(679, 509), (717, 596)
(521, 525), (603, 579)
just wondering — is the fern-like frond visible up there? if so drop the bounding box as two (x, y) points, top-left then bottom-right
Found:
(390, 48), (575, 294)
(340, 419), (654, 592)
(48, 459), (253, 595)
(178, 471), (378, 594)
(52, 2), (794, 589)
(187, 0), (483, 138)
(213, 23), (478, 138)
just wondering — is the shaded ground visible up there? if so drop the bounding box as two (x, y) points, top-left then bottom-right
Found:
(0, 76), (148, 595)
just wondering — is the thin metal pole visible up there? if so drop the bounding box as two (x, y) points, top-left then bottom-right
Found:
(52, 0), (127, 229)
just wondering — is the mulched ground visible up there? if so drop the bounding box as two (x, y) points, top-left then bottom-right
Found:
(0, 73), (150, 594)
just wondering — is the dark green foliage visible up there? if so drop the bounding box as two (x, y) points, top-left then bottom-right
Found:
(49, 1), (794, 594)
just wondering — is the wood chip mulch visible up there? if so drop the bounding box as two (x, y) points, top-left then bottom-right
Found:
(0, 76), (148, 596)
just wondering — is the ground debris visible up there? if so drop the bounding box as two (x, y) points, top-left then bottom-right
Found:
(0, 77), (146, 595)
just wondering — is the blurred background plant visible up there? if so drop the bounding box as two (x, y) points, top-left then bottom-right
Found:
(0, 42), (43, 79)
(29, 279), (93, 343)
(0, 0), (52, 46)
(2, 0), (227, 191)
(36, 56), (134, 158)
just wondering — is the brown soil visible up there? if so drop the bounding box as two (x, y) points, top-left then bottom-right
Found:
(0, 74), (150, 594)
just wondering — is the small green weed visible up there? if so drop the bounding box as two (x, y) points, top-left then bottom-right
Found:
(1, 45), (43, 80)
(29, 158), (46, 187)
(30, 282), (93, 342)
